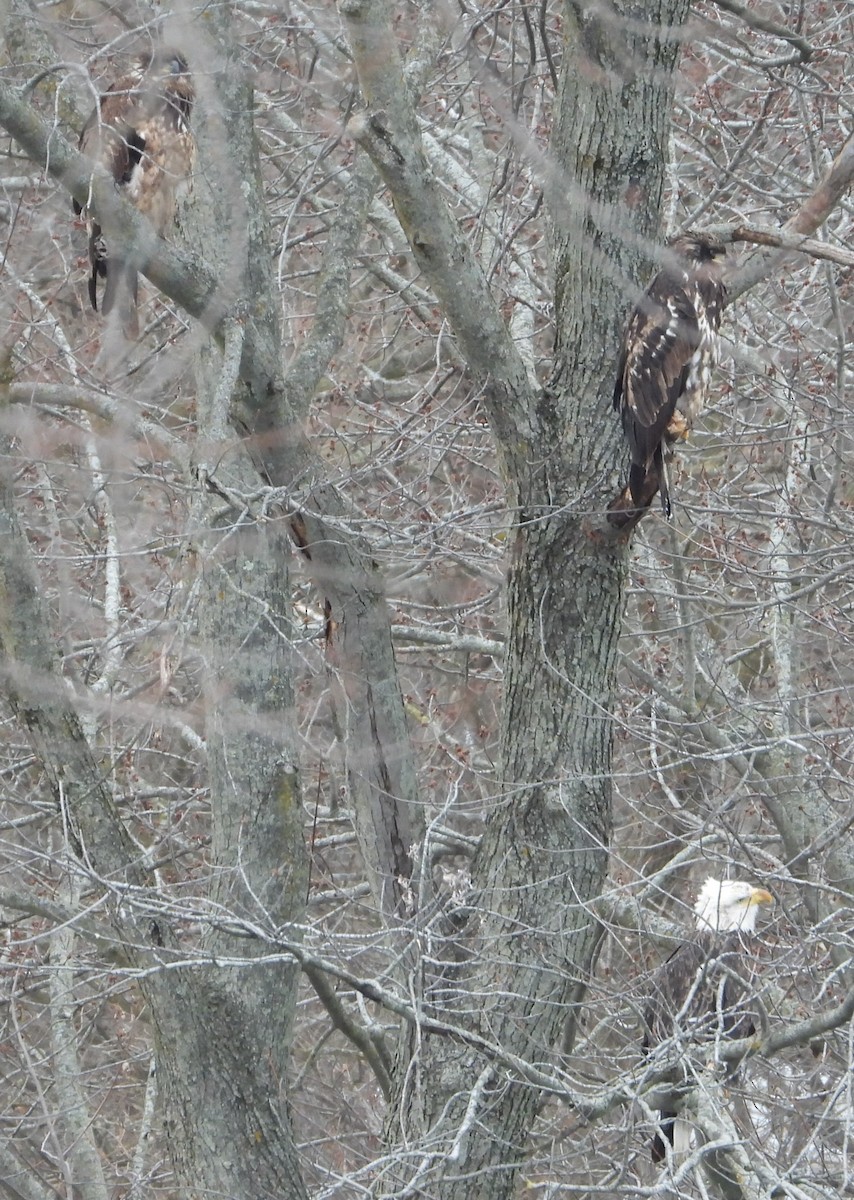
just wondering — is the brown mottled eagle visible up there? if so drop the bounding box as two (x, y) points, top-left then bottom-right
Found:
(643, 877), (774, 1163)
(608, 233), (727, 530)
(74, 49), (195, 337)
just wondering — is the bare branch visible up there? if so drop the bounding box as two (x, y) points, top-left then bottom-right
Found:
(48, 868), (111, 1200)
(339, 0), (538, 461)
(688, 1082), (768, 1200)
(284, 150), (377, 413)
(709, 0), (814, 63)
(0, 436), (165, 951)
(302, 962), (394, 1099)
(182, 920), (854, 1123)
(727, 132), (854, 301)
(712, 223), (854, 268)
(0, 1143), (60, 1200)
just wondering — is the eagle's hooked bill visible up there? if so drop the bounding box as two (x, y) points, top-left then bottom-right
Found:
(608, 233), (727, 531)
(642, 876), (774, 1164)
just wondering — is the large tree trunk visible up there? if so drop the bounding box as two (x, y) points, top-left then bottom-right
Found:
(336, 2), (692, 1196)
(5, 1), (853, 1197)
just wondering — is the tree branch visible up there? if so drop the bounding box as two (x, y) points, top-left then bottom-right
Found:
(0, 77), (424, 926)
(302, 962), (393, 1099)
(283, 149), (377, 414)
(686, 1082), (767, 1200)
(166, 913), (854, 1123)
(339, 0), (538, 464)
(712, 222), (854, 268)
(0, 413), (169, 956)
(727, 132), (854, 301)
(48, 869), (111, 1200)
(0, 886), (120, 951)
(709, 0), (814, 63)
(0, 1143), (60, 1200)
(8, 381), (188, 464)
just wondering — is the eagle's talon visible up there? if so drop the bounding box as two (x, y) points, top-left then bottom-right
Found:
(665, 412), (691, 442)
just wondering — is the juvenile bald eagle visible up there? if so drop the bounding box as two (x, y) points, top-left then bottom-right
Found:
(643, 877), (774, 1163)
(75, 49), (195, 337)
(608, 233), (727, 530)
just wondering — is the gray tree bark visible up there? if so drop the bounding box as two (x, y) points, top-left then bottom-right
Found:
(338, 2), (691, 1196)
(2, 2), (852, 1198)
(0, 11), (313, 1196)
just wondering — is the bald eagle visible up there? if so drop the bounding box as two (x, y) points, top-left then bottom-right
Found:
(608, 233), (727, 530)
(643, 877), (774, 1163)
(74, 49), (195, 338)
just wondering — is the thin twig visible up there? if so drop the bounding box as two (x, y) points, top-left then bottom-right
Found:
(710, 0), (814, 63)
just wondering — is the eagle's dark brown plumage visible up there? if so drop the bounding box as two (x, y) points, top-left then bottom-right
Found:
(643, 878), (773, 1164)
(608, 233), (727, 530)
(75, 49), (194, 337)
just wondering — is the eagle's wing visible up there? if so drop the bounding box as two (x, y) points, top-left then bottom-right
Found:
(79, 83), (148, 188)
(76, 55), (194, 338)
(643, 936), (699, 1162)
(617, 280), (700, 471)
(78, 81), (146, 327)
(643, 932), (758, 1163)
(610, 274), (704, 524)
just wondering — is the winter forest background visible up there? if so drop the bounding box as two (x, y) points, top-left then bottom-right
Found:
(0, 1), (852, 1197)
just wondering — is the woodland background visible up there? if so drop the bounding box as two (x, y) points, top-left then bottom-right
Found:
(0, 1), (852, 1198)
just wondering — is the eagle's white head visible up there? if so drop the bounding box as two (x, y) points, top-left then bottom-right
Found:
(693, 877), (774, 933)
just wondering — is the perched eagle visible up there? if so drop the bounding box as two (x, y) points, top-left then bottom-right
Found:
(74, 49), (195, 338)
(643, 877), (774, 1163)
(608, 232), (727, 530)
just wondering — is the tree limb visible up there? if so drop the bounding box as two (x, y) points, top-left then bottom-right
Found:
(0, 71), (425, 926)
(711, 222), (854, 268)
(684, 1082), (767, 1200)
(0, 415), (164, 952)
(154, 913), (854, 1122)
(302, 963), (394, 1099)
(709, 0), (814, 63)
(727, 132), (854, 301)
(339, 0), (538, 465)
(8, 382), (188, 464)
(0, 886), (120, 951)
(0, 1143), (61, 1200)
(283, 149), (377, 414)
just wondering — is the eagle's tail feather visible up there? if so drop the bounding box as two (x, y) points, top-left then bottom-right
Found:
(86, 221), (108, 311)
(86, 221), (138, 338)
(658, 447), (672, 518)
(651, 1110), (676, 1163)
(652, 1112), (693, 1164)
(607, 461), (661, 531)
(630, 459), (659, 511)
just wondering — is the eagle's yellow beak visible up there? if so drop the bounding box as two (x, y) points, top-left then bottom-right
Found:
(746, 887), (774, 908)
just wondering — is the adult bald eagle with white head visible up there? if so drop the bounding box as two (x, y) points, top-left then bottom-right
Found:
(643, 877), (774, 1163)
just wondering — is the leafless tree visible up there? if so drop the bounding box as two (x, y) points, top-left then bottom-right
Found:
(0, 1), (852, 1198)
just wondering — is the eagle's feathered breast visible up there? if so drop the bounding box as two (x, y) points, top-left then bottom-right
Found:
(609, 233), (727, 528)
(643, 930), (756, 1050)
(643, 930), (758, 1162)
(643, 878), (773, 1163)
(76, 50), (194, 336)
